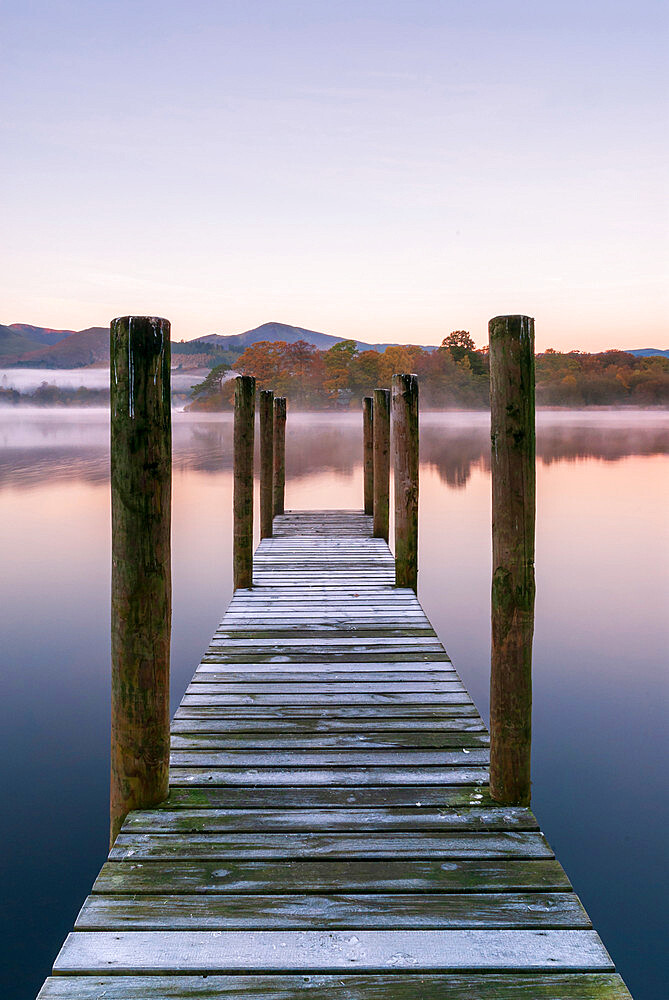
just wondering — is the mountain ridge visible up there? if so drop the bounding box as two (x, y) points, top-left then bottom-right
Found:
(2, 319), (667, 368)
(190, 321), (425, 353)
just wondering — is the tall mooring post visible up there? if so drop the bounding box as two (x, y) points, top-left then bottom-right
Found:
(489, 314), (536, 806)
(259, 389), (274, 539)
(372, 388), (390, 541)
(392, 374), (419, 591)
(109, 316), (171, 846)
(233, 375), (256, 589)
(362, 396), (374, 516)
(273, 396), (287, 516)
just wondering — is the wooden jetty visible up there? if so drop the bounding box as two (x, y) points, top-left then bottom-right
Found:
(36, 315), (632, 997)
(39, 510), (630, 996)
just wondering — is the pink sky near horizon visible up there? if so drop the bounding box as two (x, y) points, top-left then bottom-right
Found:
(1, 1), (667, 353)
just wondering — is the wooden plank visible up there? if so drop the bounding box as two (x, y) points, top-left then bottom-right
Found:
(159, 785), (496, 810)
(211, 633), (440, 641)
(226, 598), (423, 604)
(173, 705), (480, 719)
(122, 805), (536, 833)
(109, 831), (551, 861)
(207, 638), (444, 648)
(185, 682), (464, 694)
(217, 620), (433, 628)
(195, 664), (452, 673)
(76, 891), (590, 930)
(52, 928), (614, 973)
(180, 694), (473, 706)
(192, 670), (458, 682)
(200, 654), (453, 664)
(94, 857), (571, 895)
(196, 661), (456, 672)
(171, 718), (487, 735)
(170, 732), (490, 749)
(168, 766), (489, 786)
(36, 972), (635, 999)
(168, 750), (490, 766)
(221, 607), (429, 613)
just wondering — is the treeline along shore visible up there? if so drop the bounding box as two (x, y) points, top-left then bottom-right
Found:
(1, 331), (667, 408)
(188, 333), (669, 410)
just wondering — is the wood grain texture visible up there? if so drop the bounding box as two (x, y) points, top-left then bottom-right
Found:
(121, 804), (534, 833)
(94, 857), (571, 895)
(109, 315), (171, 846)
(392, 373), (419, 591)
(76, 891), (589, 930)
(372, 389), (390, 541)
(363, 396), (374, 515)
(489, 316), (536, 806)
(109, 830), (552, 861)
(233, 376), (255, 589)
(260, 389), (274, 539)
(53, 929), (613, 973)
(37, 973), (633, 999)
(158, 785), (497, 809)
(273, 396), (286, 517)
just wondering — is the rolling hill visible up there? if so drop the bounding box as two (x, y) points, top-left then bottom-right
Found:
(3, 327), (108, 367)
(623, 348), (669, 358)
(7, 324), (74, 346)
(3, 319), (667, 369)
(0, 324), (42, 358)
(192, 321), (412, 353)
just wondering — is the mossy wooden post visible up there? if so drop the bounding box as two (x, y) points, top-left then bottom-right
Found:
(363, 396), (374, 515)
(392, 374), (419, 591)
(273, 396), (286, 517)
(489, 314), (536, 806)
(259, 389), (274, 538)
(372, 388), (390, 541)
(110, 316), (171, 847)
(233, 375), (255, 589)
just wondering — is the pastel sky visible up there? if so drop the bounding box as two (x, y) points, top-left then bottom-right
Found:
(2, 1), (667, 351)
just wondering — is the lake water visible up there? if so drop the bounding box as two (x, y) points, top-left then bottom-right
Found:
(1, 408), (667, 999)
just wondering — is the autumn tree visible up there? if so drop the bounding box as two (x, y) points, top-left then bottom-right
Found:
(235, 341), (291, 389)
(323, 340), (358, 398)
(441, 331), (476, 362)
(349, 350), (381, 397)
(187, 337), (669, 411)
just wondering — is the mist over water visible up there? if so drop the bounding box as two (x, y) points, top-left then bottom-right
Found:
(1, 409), (667, 998)
(0, 367), (205, 393)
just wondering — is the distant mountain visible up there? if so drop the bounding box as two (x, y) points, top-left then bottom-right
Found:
(6, 327), (109, 367)
(4, 317), (667, 368)
(623, 348), (669, 358)
(0, 324), (43, 358)
(7, 323), (74, 346)
(193, 321), (412, 354)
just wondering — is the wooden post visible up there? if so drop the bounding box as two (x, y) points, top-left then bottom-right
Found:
(110, 316), (171, 846)
(489, 314), (536, 806)
(259, 389), (274, 539)
(233, 375), (255, 589)
(372, 388), (390, 541)
(273, 396), (286, 517)
(392, 374), (419, 590)
(363, 396), (374, 515)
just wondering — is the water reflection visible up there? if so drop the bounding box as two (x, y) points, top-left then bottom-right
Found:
(1, 408), (667, 1000)
(0, 409), (667, 489)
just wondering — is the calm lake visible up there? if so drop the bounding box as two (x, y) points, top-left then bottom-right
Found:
(1, 408), (667, 999)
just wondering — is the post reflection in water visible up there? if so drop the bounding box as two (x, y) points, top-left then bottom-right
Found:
(0, 407), (667, 1000)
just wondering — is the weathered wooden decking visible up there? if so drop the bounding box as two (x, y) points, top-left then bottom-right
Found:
(38, 511), (631, 998)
